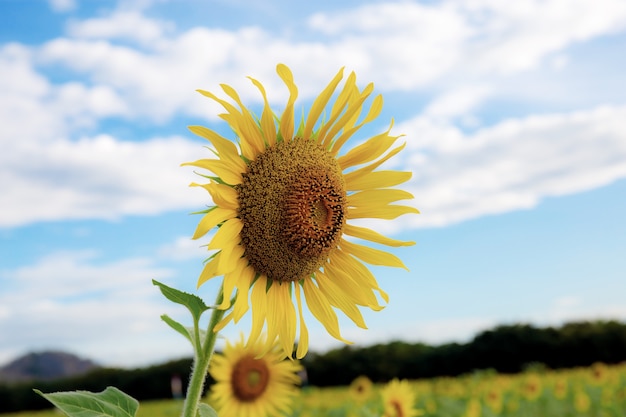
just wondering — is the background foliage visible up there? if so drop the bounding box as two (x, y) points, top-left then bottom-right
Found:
(1, 320), (625, 413)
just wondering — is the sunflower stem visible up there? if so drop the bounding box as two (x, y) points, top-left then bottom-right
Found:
(181, 285), (226, 417)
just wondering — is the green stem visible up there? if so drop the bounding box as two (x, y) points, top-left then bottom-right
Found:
(181, 286), (226, 417)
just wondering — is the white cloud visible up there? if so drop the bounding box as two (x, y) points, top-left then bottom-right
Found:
(0, 250), (192, 367)
(66, 11), (174, 46)
(400, 105), (626, 228)
(2, 0), (626, 231)
(47, 0), (76, 13)
(157, 235), (213, 261)
(0, 133), (208, 227)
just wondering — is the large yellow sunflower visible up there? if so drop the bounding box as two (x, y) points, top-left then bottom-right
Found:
(208, 335), (302, 417)
(185, 63), (417, 358)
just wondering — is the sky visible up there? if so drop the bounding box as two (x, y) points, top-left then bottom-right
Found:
(0, 0), (625, 369)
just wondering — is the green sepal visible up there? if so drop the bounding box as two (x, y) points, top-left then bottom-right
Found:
(198, 403), (219, 417)
(152, 279), (210, 323)
(34, 386), (138, 417)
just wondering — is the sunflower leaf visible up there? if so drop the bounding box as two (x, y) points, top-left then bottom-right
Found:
(197, 403), (219, 417)
(34, 386), (138, 417)
(153, 279), (210, 323)
(160, 314), (192, 343)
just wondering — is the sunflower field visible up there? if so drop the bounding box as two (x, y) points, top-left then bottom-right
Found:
(3, 361), (624, 417)
(291, 362), (626, 417)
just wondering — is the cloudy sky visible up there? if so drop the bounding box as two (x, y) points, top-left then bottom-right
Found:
(1, 0), (625, 369)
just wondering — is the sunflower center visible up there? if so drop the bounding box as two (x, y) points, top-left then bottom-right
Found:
(237, 138), (346, 283)
(231, 355), (270, 402)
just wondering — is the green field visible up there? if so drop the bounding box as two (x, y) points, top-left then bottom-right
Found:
(3, 362), (625, 417)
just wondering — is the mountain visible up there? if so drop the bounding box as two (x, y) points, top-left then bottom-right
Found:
(0, 350), (99, 383)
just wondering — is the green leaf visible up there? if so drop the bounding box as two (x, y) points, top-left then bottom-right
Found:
(152, 279), (210, 323)
(161, 314), (193, 343)
(198, 403), (219, 417)
(34, 386), (138, 417)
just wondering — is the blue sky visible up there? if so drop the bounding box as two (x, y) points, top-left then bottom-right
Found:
(1, 0), (625, 368)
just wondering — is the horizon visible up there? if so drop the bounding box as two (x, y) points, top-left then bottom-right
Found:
(1, 0), (625, 369)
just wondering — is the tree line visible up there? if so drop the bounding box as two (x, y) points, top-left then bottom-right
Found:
(1, 319), (625, 413)
(302, 320), (626, 386)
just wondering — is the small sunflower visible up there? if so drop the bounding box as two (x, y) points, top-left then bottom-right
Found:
(380, 378), (421, 417)
(208, 335), (302, 417)
(186, 63), (417, 358)
(349, 375), (373, 403)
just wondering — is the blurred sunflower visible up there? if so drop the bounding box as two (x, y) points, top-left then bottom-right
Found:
(185, 63), (417, 358)
(208, 335), (302, 417)
(380, 378), (422, 417)
(349, 375), (373, 403)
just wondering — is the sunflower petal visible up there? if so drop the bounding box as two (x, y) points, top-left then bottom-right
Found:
(316, 271), (367, 329)
(304, 67), (344, 140)
(182, 158), (243, 186)
(197, 254), (220, 287)
(191, 182), (239, 210)
(233, 265), (255, 322)
(277, 64), (298, 142)
(294, 284), (309, 359)
(341, 238), (409, 270)
(330, 94), (383, 155)
(345, 170), (413, 191)
(344, 223), (415, 247)
(303, 278), (352, 344)
(192, 207), (236, 240)
(348, 204), (420, 220)
(221, 83), (266, 155)
(323, 83), (374, 146)
(337, 130), (401, 170)
(207, 218), (243, 250)
(348, 189), (415, 207)
(248, 276), (269, 348)
(248, 77), (277, 147)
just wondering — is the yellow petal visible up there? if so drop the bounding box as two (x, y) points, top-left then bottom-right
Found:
(220, 83), (266, 155)
(182, 158), (243, 186)
(207, 218), (243, 250)
(187, 125), (246, 172)
(190, 182), (238, 210)
(319, 72), (357, 147)
(248, 76), (277, 147)
(324, 256), (384, 310)
(330, 94), (383, 155)
(343, 223), (415, 247)
(192, 207), (236, 239)
(302, 278), (351, 344)
(248, 276), (269, 348)
(345, 170), (413, 191)
(323, 83), (374, 146)
(340, 238), (409, 270)
(348, 189), (414, 207)
(233, 264), (255, 322)
(277, 64), (298, 142)
(316, 271), (367, 329)
(348, 204), (420, 220)
(213, 311), (233, 332)
(337, 130), (400, 170)
(217, 241), (244, 275)
(294, 284), (309, 359)
(268, 282), (296, 357)
(197, 254), (220, 287)
(303, 67), (344, 140)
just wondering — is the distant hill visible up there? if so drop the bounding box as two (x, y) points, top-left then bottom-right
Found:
(0, 350), (99, 383)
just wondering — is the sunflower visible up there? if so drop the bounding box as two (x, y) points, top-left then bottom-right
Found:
(208, 334), (302, 417)
(349, 375), (374, 403)
(185, 63), (417, 358)
(380, 378), (421, 417)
